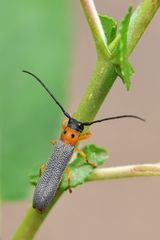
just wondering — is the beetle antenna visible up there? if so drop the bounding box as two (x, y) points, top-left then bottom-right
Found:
(23, 70), (71, 119)
(83, 115), (145, 126)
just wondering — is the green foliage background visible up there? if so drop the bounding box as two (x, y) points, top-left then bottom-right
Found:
(1, 0), (72, 200)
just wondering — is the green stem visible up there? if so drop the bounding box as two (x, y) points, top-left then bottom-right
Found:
(127, 0), (160, 55)
(12, 0), (160, 239)
(12, 190), (63, 240)
(80, 0), (111, 58)
(13, 162), (160, 239)
(75, 60), (116, 122)
(110, 0), (160, 54)
(75, 0), (160, 124)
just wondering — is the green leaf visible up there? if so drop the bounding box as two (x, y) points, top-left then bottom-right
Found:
(29, 144), (108, 191)
(112, 6), (133, 90)
(99, 15), (117, 44)
(1, 0), (72, 200)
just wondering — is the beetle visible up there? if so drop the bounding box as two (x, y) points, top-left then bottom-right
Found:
(23, 70), (145, 212)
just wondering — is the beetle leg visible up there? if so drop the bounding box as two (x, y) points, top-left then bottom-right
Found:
(79, 131), (91, 141)
(65, 167), (72, 193)
(75, 148), (97, 168)
(39, 163), (46, 176)
(62, 118), (68, 129)
(50, 139), (56, 145)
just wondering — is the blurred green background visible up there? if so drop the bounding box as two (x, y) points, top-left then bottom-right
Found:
(1, 0), (72, 200)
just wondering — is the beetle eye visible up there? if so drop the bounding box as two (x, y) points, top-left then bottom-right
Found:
(71, 134), (75, 138)
(64, 130), (67, 134)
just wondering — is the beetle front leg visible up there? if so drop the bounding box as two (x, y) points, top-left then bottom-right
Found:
(79, 131), (91, 141)
(75, 148), (97, 168)
(50, 139), (56, 145)
(62, 118), (68, 129)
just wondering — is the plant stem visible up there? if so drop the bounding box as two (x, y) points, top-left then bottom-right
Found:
(87, 163), (160, 181)
(12, 190), (63, 240)
(75, 60), (116, 122)
(13, 162), (160, 239)
(80, 0), (111, 58)
(12, 0), (160, 239)
(110, 0), (160, 54)
(75, 0), (160, 124)
(127, 0), (160, 55)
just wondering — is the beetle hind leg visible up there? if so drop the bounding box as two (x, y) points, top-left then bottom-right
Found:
(39, 163), (46, 177)
(65, 167), (72, 193)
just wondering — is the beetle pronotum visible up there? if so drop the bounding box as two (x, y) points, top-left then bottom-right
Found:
(23, 70), (145, 212)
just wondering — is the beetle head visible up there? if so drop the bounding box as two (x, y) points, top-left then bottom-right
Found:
(67, 118), (84, 132)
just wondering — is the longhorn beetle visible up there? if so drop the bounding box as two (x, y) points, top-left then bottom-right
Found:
(23, 70), (145, 212)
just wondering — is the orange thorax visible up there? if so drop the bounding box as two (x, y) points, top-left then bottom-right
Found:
(60, 127), (80, 146)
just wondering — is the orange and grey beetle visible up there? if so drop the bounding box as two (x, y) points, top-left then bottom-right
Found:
(23, 70), (145, 212)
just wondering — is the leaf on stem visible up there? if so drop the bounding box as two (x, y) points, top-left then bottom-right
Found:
(112, 6), (134, 90)
(99, 15), (117, 44)
(29, 144), (108, 191)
